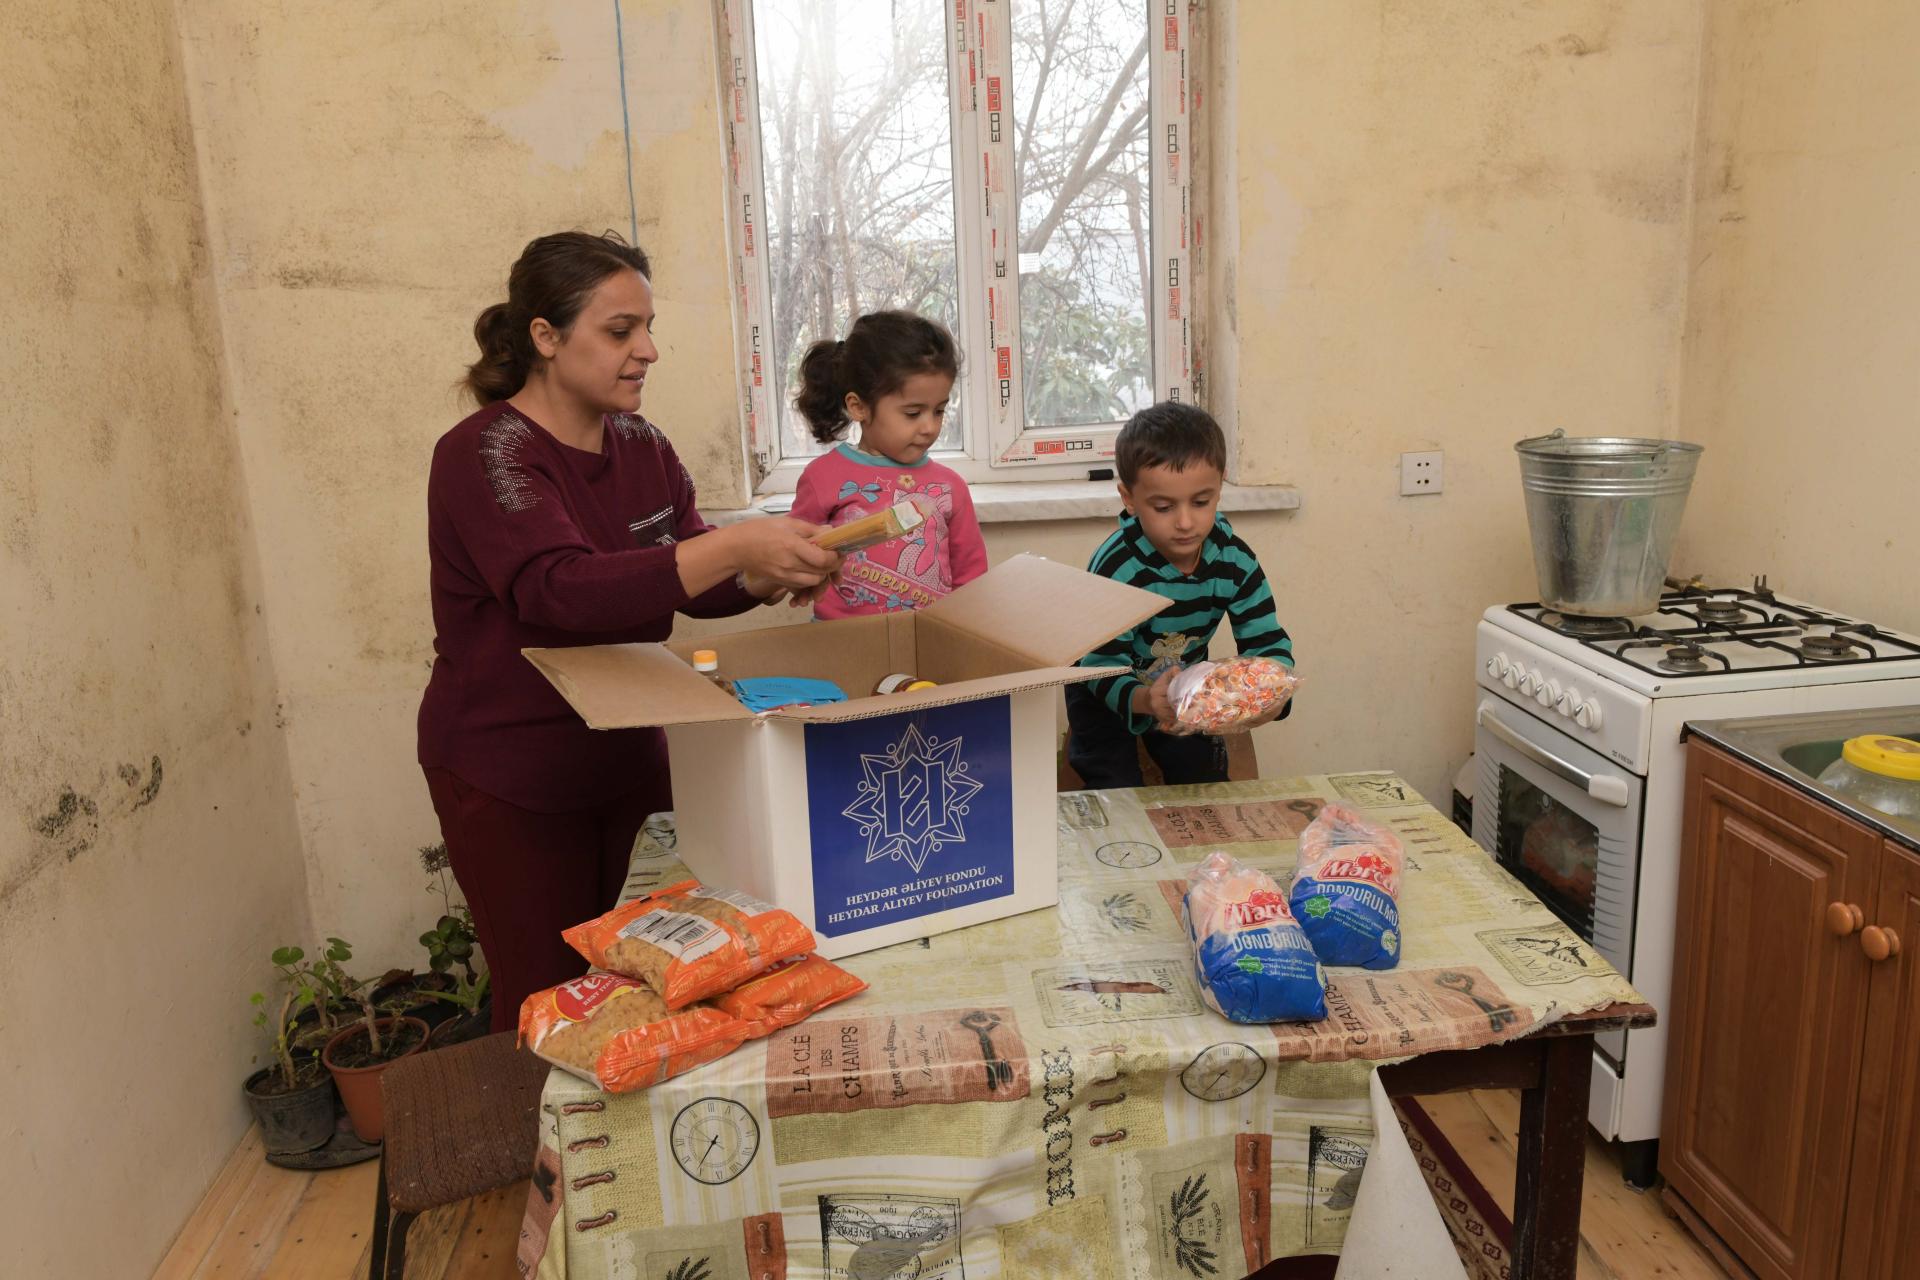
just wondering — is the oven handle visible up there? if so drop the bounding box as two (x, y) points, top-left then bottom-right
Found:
(1477, 704), (1632, 808)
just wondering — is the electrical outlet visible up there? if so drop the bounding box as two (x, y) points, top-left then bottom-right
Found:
(1400, 451), (1443, 496)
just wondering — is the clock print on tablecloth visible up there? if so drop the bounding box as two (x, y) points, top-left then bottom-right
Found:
(670, 1097), (761, 1186)
(1180, 1042), (1267, 1101)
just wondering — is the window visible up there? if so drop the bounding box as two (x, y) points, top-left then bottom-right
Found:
(717, 0), (1197, 489)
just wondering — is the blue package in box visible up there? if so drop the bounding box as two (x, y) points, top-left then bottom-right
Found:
(522, 555), (1169, 958)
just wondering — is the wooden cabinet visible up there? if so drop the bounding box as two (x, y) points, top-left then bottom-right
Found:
(1661, 742), (1919, 1280)
(1838, 839), (1920, 1280)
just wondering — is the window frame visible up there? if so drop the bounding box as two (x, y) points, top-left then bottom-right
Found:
(716, 0), (1198, 492)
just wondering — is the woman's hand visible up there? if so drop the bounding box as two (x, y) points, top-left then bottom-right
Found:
(677, 516), (840, 600)
(726, 517), (842, 592)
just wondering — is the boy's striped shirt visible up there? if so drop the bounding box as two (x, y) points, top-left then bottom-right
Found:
(1078, 512), (1293, 733)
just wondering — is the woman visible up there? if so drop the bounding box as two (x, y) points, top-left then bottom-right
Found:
(419, 231), (838, 1030)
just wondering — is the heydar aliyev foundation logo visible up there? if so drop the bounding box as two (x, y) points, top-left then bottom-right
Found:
(840, 723), (983, 874)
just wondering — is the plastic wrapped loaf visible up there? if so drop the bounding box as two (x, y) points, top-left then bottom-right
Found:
(1169, 657), (1301, 734)
(1289, 803), (1404, 969)
(1184, 851), (1328, 1023)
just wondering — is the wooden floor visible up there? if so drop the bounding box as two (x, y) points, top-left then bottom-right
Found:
(158, 1090), (1726, 1280)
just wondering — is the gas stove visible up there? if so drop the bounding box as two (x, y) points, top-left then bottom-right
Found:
(1472, 575), (1920, 1167)
(1502, 577), (1920, 686)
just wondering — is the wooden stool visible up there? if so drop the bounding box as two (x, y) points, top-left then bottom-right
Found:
(367, 1031), (549, 1279)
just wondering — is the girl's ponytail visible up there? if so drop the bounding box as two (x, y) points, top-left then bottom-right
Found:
(791, 311), (960, 444)
(794, 338), (851, 443)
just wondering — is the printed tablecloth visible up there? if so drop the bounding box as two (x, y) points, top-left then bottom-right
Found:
(517, 773), (1641, 1280)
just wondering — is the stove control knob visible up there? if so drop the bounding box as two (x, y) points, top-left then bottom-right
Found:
(1505, 663), (1524, 690)
(1487, 654), (1510, 680)
(1556, 688), (1581, 716)
(1575, 701), (1602, 730)
(1537, 679), (1562, 708)
(1516, 669), (1538, 695)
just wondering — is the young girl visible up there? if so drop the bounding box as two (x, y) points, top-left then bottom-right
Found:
(788, 311), (988, 617)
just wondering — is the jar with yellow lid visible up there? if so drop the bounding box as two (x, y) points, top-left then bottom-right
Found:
(1816, 734), (1920, 820)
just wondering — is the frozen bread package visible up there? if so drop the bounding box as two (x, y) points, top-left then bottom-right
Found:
(1184, 850), (1327, 1023)
(1290, 803), (1404, 969)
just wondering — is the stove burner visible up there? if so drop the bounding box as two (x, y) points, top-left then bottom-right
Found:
(1799, 631), (1861, 663)
(1692, 598), (1752, 627)
(1540, 612), (1635, 639)
(1659, 643), (1712, 674)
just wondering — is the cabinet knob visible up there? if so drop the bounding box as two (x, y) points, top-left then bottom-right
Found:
(1861, 926), (1902, 963)
(1827, 902), (1865, 936)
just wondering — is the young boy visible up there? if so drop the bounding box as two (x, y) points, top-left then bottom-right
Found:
(1067, 401), (1294, 788)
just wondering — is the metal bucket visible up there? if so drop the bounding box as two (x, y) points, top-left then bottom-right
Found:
(1515, 431), (1704, 617)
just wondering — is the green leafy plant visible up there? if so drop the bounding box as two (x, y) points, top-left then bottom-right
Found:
(250, 938), (354, 1090)
(419, 842), (489, 1011)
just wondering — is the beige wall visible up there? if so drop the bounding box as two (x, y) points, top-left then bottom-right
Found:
(175, 0), (748, 962)
(1203, 0), (1705, 803)
(1673, 0), (1920, 627)
(0, 1), (308, 1275)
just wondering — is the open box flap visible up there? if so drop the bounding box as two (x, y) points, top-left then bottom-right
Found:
(522, 644), (753, 729)
(920, 553), (1168, 667)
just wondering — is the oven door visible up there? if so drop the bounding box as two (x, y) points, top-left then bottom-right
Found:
(1471, 695), (1645, 1059)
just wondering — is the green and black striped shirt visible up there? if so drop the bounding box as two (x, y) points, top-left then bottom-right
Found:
(1078, 512), (1293, 733)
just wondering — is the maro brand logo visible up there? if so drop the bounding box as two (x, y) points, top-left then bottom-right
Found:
(841, 723), (984, 875)
(1312, 852), (1398, 894)
(1219, 888), (1286, 930)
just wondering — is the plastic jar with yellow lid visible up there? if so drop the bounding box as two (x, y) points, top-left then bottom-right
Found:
(1817, 734), (1920, 820)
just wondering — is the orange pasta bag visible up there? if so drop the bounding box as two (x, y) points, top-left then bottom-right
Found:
(519, 972), (750, 1093)
(711, 953), (869, 1039)
(563, 879), (817, 1009)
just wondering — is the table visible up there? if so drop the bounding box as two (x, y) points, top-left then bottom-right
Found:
(518, 774), (1650, 1280)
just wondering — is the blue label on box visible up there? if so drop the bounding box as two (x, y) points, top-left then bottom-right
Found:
(805, 698), (1015, 936)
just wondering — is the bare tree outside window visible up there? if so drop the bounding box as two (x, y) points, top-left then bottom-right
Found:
(1012, 0), (1152, 429)
(755, 0), (961, 458)
(747, 0), (1157, 461)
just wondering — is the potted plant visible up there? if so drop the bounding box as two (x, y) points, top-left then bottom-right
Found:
(243, 945), (339, 1157)
(284, 936), (360, 1053)
(319, 937), (429, 1143)
(417, 842), (492, 1047)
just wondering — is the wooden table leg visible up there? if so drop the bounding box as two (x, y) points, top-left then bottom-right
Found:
(1511, 1034), (1594, 1280)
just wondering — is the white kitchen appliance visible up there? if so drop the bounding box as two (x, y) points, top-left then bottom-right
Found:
(1473, 578), (1920, 1182)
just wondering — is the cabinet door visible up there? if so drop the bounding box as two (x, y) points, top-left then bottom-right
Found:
(1660, 743), (1878, 1280)
(1838, 840), (1920, 1280)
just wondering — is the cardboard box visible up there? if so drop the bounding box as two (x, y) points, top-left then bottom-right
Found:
(525, 555), (1165, 958)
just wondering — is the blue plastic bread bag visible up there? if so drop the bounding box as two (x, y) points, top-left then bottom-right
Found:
(1184, 851), (1327, 1023)
(1289, 802), (1404, 969)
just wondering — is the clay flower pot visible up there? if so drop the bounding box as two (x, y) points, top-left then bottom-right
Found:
(321, 1016), (429, 1142)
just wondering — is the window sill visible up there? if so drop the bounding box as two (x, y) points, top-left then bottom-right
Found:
(704, 480), (1301, 527)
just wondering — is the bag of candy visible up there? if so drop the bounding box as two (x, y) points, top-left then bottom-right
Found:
(1290, 803), (1404, 969)
(1184, 850), (1327, 1023)
(1169, 657), (1300, 734)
